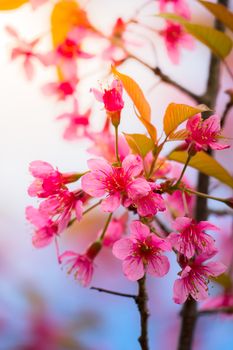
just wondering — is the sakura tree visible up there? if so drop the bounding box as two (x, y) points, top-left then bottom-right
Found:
(2, 0), (233, 349)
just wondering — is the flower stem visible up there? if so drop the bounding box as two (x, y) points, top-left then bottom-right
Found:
(136, 276), (149, 350)
(115, 125), (121, 164)
(175, 153), (192, 186)
(99, 213), (113, 241)
(183, 188), (227, 205)
(68, 200), (102, 227)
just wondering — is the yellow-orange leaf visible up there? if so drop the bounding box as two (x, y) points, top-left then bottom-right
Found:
(199, 1), (233, 33)
(51, 0), (92, 47)
(0, 0), (28, 10)
(168, 150), (233, 189)
(163, 103), (210, 137)
(168, 129), (189, 141)
(123, 133), (154, 158)
(112, 66), (151, 122)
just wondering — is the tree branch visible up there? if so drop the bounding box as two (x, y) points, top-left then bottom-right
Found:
(198, 306), (233, 316)
(136, 276), (149, 350)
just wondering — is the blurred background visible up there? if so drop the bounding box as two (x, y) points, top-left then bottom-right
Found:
(0, 0), (233, 349)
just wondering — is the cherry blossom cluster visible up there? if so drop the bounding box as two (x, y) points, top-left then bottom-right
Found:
(26, 75), (229, 304)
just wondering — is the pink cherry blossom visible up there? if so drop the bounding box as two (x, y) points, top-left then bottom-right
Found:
(160, 21), (194, 64)
(173, 252), (226, 304)
(42, 79), (77, 100)
(81, 155), (151, 212)
(169, 217), (218, 259)
(28, 160), (80, 198)
(159, 0), (191, 20)
(26, 206), (58, 248)
(113, 221), (171, 281)
(100, 213), (128, 247)
(30, 0), (48, 9)
(59, 251), (94, 287)
(91, 79), (124, 112)
(57, 99), (91, 140)
(6, 26), (45, 80)
(59, 241), (101, 286)
(185, 114), (230, 152)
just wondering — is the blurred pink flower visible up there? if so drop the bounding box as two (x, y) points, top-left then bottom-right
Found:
(81, 155), (151, 212)
(160, 21), (194, 64)
(185, 114), (230, 152)
(202, 293), (233, 315)
(43, 30), (93, 79)
(42, 79), (77, 100)
(173, 252), (226, 304)
(6, 26), (45, 80)
(169, 217), (218, 259)
(57, 99), (91, 140)
(159, 0), (191, 19)
(113, 221), (171, 281)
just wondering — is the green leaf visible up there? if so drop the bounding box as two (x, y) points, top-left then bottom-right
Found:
(168, 150), (233, 189)
(123, 133), (154, 158)
(159, 13), (233, 58)
(0, 0), (28, 10)
(163, 103), (210, 137)
(199, 1), (233, 32)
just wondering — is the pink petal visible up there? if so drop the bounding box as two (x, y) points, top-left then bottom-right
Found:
(112, 238), (133, 259)
(81, 172), (106, 197)
(101, 193), (121, 212)
(122, 256), (144, 281)
(127, 178), (151, 200)
(75, 200), (83, 221)
(25, 206), (49, 228)
(29, 160), (54, 178)
(91, 88), (104, 102)
(204, 262), (227, 277)
(122, 155), (143, 177)
(197, 221), (220, 232)
(32, 229), (54, 248)
(173, 217), (192, 231)
(24, 58), (34, 80)
(147, 255), (170, 277)
(173, 279), (189, 304)
(130, 220), (150, 240)
(87, 158), (112, 173)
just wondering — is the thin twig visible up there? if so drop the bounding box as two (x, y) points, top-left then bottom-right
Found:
(90, 287), (136, 299)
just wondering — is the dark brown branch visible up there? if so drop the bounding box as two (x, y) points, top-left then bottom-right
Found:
(178, 298), (197, 350)
(221, 99), (233, 128)
(90, 287), (136, 299)
(136, 276), (149, 350)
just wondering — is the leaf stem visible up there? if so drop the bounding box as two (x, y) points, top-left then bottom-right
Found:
(174, 153), (192, 186)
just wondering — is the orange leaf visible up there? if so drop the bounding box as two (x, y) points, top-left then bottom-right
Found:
(112, 66), (151, 122)
(163, 103), (210, 137)
(0, 0), (28, 10)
